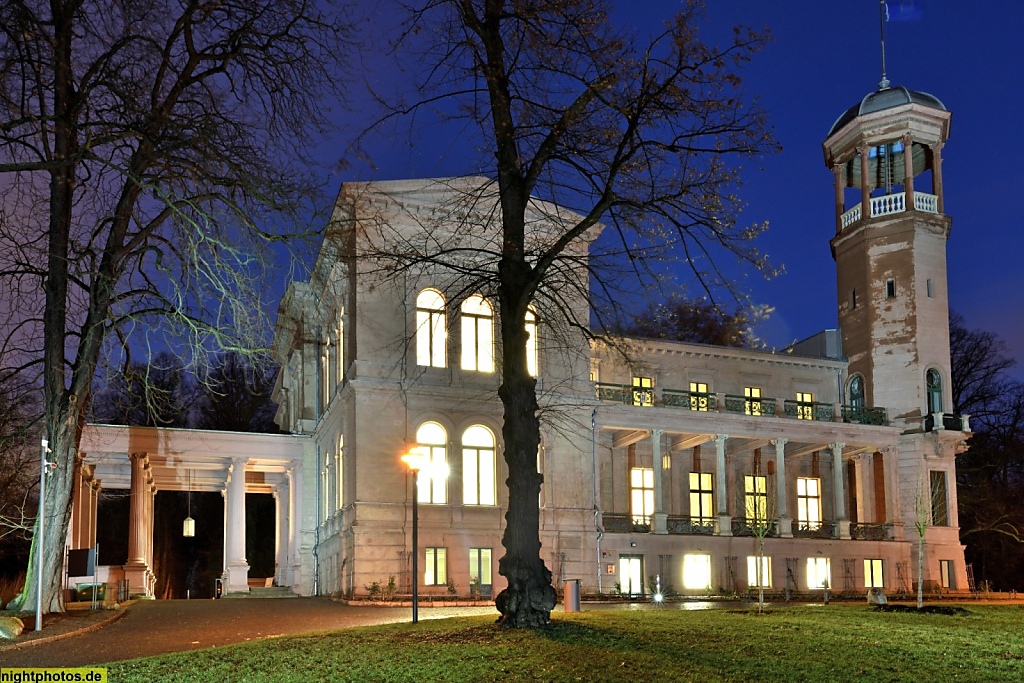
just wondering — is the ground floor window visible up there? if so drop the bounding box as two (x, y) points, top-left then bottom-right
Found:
(619, 555), (644, 595)
(747, 555), (771, 588)
(425, 547), (447, 586)
(630, 467), (654, 525)
(807, 557), (831, 589)
(682, 554), (712, 590)
(864, 558), (884, 588)
(939, 560), (955, 589)
(689, 472), (714, 522)
(469, 548), (492, 595)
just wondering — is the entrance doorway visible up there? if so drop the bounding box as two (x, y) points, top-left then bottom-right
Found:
(619, 555), (644, 596)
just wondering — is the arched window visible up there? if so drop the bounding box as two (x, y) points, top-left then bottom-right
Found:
(415, 422), (448, 504)
(848, 375), (865, 408)
(461, 295), (494, 372)
(926, 369), (943, 414)
(525, 307), (539, 377)
(416, 290), (446, 368)
(462, 425), (496, 506)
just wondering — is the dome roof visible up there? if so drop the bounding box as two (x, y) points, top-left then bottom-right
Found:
(828, 85), (946, 137)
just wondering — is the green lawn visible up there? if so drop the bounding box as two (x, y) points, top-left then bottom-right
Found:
(109, 605), (1024, 682)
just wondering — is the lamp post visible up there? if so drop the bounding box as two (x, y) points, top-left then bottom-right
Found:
(401, 453), (426, 624)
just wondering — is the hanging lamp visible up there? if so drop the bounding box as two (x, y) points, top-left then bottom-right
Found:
(183, 469), (195, 537)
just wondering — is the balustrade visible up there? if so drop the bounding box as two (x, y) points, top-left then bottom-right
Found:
(840, 191), (939, 230)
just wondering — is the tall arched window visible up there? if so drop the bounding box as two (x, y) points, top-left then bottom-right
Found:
(926, 369), (943, 414)
(849, 375), (865, 408)
(416, 290), (446, 368)
(415, 422), (448, 504)
(525, 307), (538, 377)
(461, 295), (494, 372)
(462, 425), (496, 506)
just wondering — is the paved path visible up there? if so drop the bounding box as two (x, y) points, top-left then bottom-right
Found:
(0, 599), (497, 667)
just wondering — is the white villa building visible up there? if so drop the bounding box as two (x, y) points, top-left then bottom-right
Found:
(68, 82), (971, 600)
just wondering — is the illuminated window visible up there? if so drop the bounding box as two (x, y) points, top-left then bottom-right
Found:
(632, 376), (653, 406)
(848, 375), (865, 408)
(525, 307), (538, 377)
(689, 472), (714, 522)
(682, 554), (712, 590)
(424, 547), (447, 586)
(797, 477), (821, 530)
(469, 548), (492, 590)
(336, 434), (344, 511)
(796, 392), (815, 420)
(630, 467), (654, 524)
(337, 309), (345, 384)
(864, 559), (884, 588)
(926, 369), (943, 414)
(939, 560), (955, 589)
(744, 386), (763, 416)
(416, 289), (446, 368)
(930, 470), (948, 526)
(744, 475), (767, 522)
(414, 422), (447, 504)
(462, 425), (495, 506)
(461, 295), (494, 372)
(747, 555), (771, 588)
(807, 557), (831, 589)
(690, 382), (710, 412)
(619, 556), (643, 595)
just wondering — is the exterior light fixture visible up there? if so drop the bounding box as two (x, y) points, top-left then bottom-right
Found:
(401, 451), (448, 624)
(183, 469), (195, 537)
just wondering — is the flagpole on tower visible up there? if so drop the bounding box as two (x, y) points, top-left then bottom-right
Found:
(879, 0), (890, 89)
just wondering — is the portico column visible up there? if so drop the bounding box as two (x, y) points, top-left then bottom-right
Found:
(902, 133), (914, 209)
(859, 146), (871, 219)
(714, 434), (731, 536)
(289, 464), (304, 592)
(224, 457), (250, 592)
(651, 429), (666, 534)
(88, 479), (100, 548)
(831, 443), (850, 539)
(125, 453), (152, 596)
(772, 438), (791, 537)
(274, 480), (290, 586)
(833, 166), (845, 231)
(931, 142), (945, 213)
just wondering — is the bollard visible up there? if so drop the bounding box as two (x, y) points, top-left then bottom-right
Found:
(564, 579), (581, 612)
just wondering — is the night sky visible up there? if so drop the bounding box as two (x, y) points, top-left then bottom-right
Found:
(326, 1), (1023, 376)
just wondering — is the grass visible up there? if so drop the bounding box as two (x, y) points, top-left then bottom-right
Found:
(108, 605), (1024, 682)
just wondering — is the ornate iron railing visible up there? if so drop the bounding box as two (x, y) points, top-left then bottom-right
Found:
(594, 382), (632, 404)
(784, 399), (834, 421)
(842, 405), (887, 425)
(792, 521), (836, 539)
(601, 513), (649, 534)
(724, 394), (777, 417)
(850, 523), (893, 541)
(666, 516), (717, 536)
(731, 517), (779, 538)
(659, 389), (717, 411)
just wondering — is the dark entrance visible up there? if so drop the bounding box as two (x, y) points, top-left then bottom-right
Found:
(153, 491), (224, 599)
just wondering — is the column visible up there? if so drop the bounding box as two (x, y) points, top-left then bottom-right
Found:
(714, 434), (730, 536)
(833, 165), (845, 232)
(87, 478), (100, 548)
(859, 146), (870, 219)
(831, 443), (850, 539)
(931, 142), (945, 213)
(651, 430), (666, 534)
(902, 133), (914, 209)
(881, 445), (904, 540)
(772, 438), (791, 537)
(224, 457), (250, 593)
(275, 479), (290, 586)
(288, 465), (302, 591)
(147, 482), (157, 594)
(70, 465), (86, 549)
(125, 453), (151, 596)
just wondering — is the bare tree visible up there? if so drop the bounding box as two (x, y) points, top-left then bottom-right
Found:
(612, 294), (768, 348)
(368, 0), (776, 626)
(0, 0), (352, 614)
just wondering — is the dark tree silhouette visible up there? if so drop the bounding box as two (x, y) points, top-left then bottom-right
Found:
(614, 296), (760, 347)
(198, 352), (279, 433)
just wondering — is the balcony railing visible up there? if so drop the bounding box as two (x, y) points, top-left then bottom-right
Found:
(783, 400), (834, 421)
(792, 521), (836, 539)
(850, 523), (893, 541)
(842, 405), (887, 426)
(924, 413), (970, 432)
(724, 394), (777, 417)
(731, 517), (779, 538)
(666, 516), (717, 535)
(595, 382), (633, 404)
(840, 191), (939, 228)
(602, 513), (649, 534)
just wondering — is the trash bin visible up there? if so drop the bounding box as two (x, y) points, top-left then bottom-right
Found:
(76, 583), (105, 602)
(564, 579), (581, 612)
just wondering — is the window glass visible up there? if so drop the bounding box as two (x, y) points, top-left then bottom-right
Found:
(864, 559), (884, 588)
(797, 477), (821, 530)
(806, 557), (831, 589)
(632, 376), (653, 406)
(744, 475), (767, 521)
(630, 467), (654, 524)
(415, 422), (448, 504)
(744, 386), (763, 416)
(689, 472), (714, 521)
(525, 307), (538, 377)
(425, 547), (447, 586)
(796, 391), (815, 420)
(682, 554), (712, 590)
(416, 290), (446, 367)
(747, 556), (771, 587)
(926, 369), (943, 414)
(463, 425), (496, 506)
(690, 382), (710, 412)
(461, 295), (494, 372)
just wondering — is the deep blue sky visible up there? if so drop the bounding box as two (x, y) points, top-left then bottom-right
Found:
(330, 1), (1023, 376)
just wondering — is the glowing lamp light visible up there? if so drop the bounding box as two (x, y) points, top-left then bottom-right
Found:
(183, 517), (195, 537)
(653, 592), (664, 603)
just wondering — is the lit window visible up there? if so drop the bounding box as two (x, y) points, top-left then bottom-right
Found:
(848, 376), (865, 408)
(469, 548), (492, 591)
(682, 554), (712, 590)
(462, 425), (495, 506)
(930, 470), (948, 526)
(864, 559), (884, 588)
(416, 290), (446, 368)
(619, 556), (643, 595)
(744, 386), (763, 416)
(337, 309), (345, 384)
(926, 369), (943, 414)
(415, 422), (447, 504)
(630, 467), (654, 524)
(525, 307), (538, 377)
(336, 434), (344, 511)
(632, 376), (653, 406)
(939, 560), (955, 589)
(690, 382), (710, 412)
(744, 475), (767, 522)
(807, 557), (831, 589)
(424, 547), (447, 586)
(747, 555), (771, 588)
(689, 472), (714, 522)
(461, 295), (494, 372)
(797, 478), (821, 530)
(796, 392), (815, 420)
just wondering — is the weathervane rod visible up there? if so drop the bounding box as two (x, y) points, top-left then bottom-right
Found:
(879, 0), (890, 89)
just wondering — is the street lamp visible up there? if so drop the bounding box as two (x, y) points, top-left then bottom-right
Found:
(401, 451), (447, 624)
